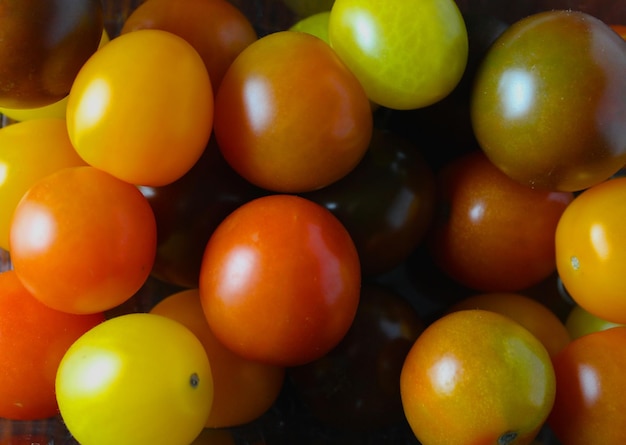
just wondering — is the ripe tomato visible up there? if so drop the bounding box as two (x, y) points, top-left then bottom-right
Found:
(328, 0), (468, 110)
(10, 166), (156, 314)
(555, 177), (626, 324)
(428, 150), (573, 292)
(121, 0), (257, 92)
(471, 10), (626, 192)
(548, 326), (626, 444)
(150, 289), (285, 428)
(0, 0), (103, 108)
(214, 30), (372, 193)
(199, 194), (361, 366)
(0, 119), (86, 251)
(401, 309), (556, 445)
(448, 292), (570, 357)
(56, 313), (213, 445)
(66, 29), (214, 187)
(0, 271), (104, 420)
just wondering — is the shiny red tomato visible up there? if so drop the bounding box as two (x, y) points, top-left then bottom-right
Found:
(199, 194), (361, 366)
(214, 30), (372, 193)
(10, 166), (157, 314)
(428, 150), (574, 292)
(0, 270), (104, 420)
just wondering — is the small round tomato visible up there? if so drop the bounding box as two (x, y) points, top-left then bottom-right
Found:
(401, 309), (556, 445)
(428, 150), (573, 292)
(0, 119), (86, 251)
(555, 177), (626, 324)
(328, 0), (468, 110)
(150, 289), (285, 428)
(10, 166), (157, 314)
(0, 0), (103, 108)
(565, 304), (624, 340)
(290, 11), (330, 43)
(121, 0), (258, 92)
(0, 271), (104, 420)
(199, 194), (361, 366)
(67, 29), (213, 187)
(548, 326), (626, 444)
(214, 30), (372, 193)
(471, 10), (626, 192)
(56, 313), (213, 445)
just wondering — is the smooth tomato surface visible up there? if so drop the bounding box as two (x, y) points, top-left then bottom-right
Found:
(428, 150), (573, 292)
(10, 166), (156, 314)
(214, 30), (372, 193)
(199, 194), (361, 366)
(401, 309), (556, 445)
(555, 177), (626, 324)
(0, 271), (104, 420)
(548, 326), (626, 444)
(56, 313), (213, 445)
(565, 304), (624, 340)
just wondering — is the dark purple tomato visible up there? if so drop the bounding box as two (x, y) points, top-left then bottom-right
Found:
(288, 283), (425, 431)
(471, 10), (626, 192)
(302, 128), (436, 276)
(140, 136), (267, 289)
(0, 0), (103, 109)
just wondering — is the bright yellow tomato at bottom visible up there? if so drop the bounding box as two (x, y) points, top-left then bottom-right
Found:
(56, 313), (213, 445)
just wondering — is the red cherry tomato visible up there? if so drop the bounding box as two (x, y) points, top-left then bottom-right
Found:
(199, 194), (361, 366)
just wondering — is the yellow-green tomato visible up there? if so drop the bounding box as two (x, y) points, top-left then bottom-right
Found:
(328, 0), (468, 110)
(566, 304), (625, 340)
(290, 11), (330, 43)
(56, 313), (213, 445)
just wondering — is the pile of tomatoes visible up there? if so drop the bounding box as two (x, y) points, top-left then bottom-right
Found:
(1, 0), (626, 444)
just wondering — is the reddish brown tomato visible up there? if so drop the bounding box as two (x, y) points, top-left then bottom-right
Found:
(428, 150), (574, 292)
(214, 30), (373, 193)
(199, 194), (361, 367)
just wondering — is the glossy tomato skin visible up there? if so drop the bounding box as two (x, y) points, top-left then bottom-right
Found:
(471, 10), (626, 192)
(288, 284), (424, 431)
(141, 138), (267, 288)
(199, 194), (361, 367)
(548, 326), (626, 444)
(428, 150), (573, 292)
(0, 271), (104, 420)
(303, 129), (436, 276)
(0, 0), (103, 109)
(214, 30), (372, 193)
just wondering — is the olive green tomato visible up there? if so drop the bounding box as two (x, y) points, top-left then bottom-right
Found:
(56, 313), (213, 445)
(290, 11), (330, 43)
(328, 0), (468, 110)
(471, 10), (626, 192)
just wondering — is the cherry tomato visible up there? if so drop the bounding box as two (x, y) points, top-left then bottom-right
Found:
(471, 10), (626, 192)
(328, 0), (468, 110)
(290, 11), (331, 43)
(555, 177), (626, 324)
(121, 0), (258, 92)
(0, 271), (104, 420)
(151, 289), (285, 428)
(565, 304), (624, 340)
(427, 150), (573, 292)
(548, 326), (626, 444)
(0, 0), (103, 108)
(401, 309), (556, 445)
(288, 284), (424, 430)
(303, 128), (436, 276)
(10, 166), (157, 314)
(67, 29), (214, 187)
(56, 313), (213, 445)
(199, 194), (361, 366)
(0, 119), (86, 251)
(214, 30), (372, 193)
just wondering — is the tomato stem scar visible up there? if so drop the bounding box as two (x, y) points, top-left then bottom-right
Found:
(571, 255), (580, 271)
(190, 373), (200, 388)
(498, 431), (518, 445)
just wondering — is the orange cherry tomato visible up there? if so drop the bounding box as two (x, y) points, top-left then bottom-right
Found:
(199, 194), (361, 366)
(10, 166), (157, 314)
(555, 177), (626, 324)
(150, 289), (285, 428)
(401, 309), (556, 445)
(548, 326), (626, 444)
(0, 270), (104, 420)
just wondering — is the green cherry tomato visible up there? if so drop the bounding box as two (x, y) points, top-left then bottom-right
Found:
(56, 313), (213, 445)
(328, 0), (468, 110)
